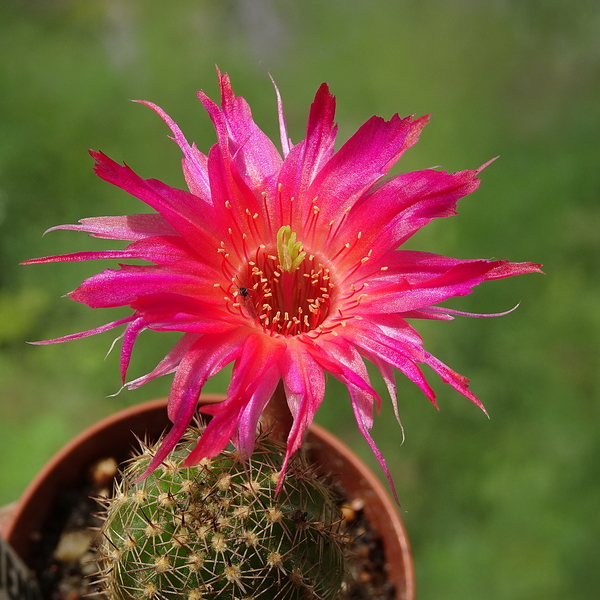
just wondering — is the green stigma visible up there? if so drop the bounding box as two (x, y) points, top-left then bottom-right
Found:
(276, 226), (306, 273)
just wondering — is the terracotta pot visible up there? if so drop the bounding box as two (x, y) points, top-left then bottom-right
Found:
(2, 397), (415, 600)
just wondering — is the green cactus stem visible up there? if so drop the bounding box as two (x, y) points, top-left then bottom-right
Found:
(96, 425), (348, 600)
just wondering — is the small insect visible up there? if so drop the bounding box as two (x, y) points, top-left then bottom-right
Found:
(234, 277), (258, 320)
(234, 276), (253, 301)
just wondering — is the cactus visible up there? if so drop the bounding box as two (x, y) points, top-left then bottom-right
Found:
(96, 425), (348, 600)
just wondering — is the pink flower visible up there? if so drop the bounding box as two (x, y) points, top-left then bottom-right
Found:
(25, 72), (541, 493)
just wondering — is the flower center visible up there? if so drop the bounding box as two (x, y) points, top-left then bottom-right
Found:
(228, 227), (334, 337)
(242, 253), (333, 337)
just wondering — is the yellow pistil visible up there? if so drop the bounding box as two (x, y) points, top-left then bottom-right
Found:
(276, 226), (306, 273)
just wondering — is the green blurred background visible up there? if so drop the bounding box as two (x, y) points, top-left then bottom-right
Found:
(1, 0), (598, 598)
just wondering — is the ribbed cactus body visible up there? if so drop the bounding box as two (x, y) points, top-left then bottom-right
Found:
(98, 427), (347, 600)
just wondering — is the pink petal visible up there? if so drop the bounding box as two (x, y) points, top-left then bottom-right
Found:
(345, 318), (438, 406)
(360, 254), (542, 315)
(43, 214), (177, 241)
(345, 314), (485, 413)
(126, 333), (200, 390)
(140, 330), (248, 476)
(485, 261), (544, 279)
(28, 315), (135, 345)
(337, 167), (480, 262)
(130, 293), (235, 326)
(69, 263), (220, 309)
(22, 235), (191, 266)
(186, 334), (285, 464)
(269, 74), (292, 157)
(135, 100), (211, 201)
(166, 330), (248, 422)
(309, 337), (380, 405)
(197, 79), (268, 223)
(311, 337), (397, 500)
(148, 315), (240, 334)
(235, 363), (282, 458)
(361, 259), (514, 314)
(416, 305), (520, 319)
(120, 317), (147, 383)
(308, 114), (429, 224)
(421, 349), (488, 415)
(22, 250), (150, 265)
(205, 143), (266, 248)
(217, 71), (283, 192)
(275, 83), (337, 230)
(348, 383), (399, 503)
(367, 355), (405, 434)
(300, 83), (338, 181)
(90, 151), (222, 253)
(279, 343), (325, 483)
(185, 396), (244, 466)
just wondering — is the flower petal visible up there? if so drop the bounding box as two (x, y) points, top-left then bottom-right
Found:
(338, 167), (480, 261)
(28, 315), (135, 345)
(140, 330), (248, 476)
(270, 74), (293, 158)
(185, 334), (285, 464)
(421, 349), (487, 415)
(22, 235), (192, 266)
(68, 262), (220, 309)
(205, 143), (266, 250)
(348, 382), (399, 503)
(278, 342), (325, 486)
(217, 70), (283, 192)
(90, 151), (221, 253)
(308, 114), (429, 224)
(344, 317), (438, 406)
(276, 83), (337, 230)
(43, 214), (178, 241)
(120, 317), (147, 383)
(135, 100), (211, 201)
(235, 363), (282, 458)
(126, 333), (200, 390)
(360, 257), (526, 314)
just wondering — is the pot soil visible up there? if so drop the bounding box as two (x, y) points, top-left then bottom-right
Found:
(2, 397), (415, 600)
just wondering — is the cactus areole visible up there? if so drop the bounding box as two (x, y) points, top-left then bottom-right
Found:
(98, 426), (347, 600)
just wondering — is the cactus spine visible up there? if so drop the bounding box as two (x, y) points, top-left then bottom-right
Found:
(97, 425), (347, 600)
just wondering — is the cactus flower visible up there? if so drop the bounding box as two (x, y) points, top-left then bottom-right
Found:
(24, 72), (541, 492)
